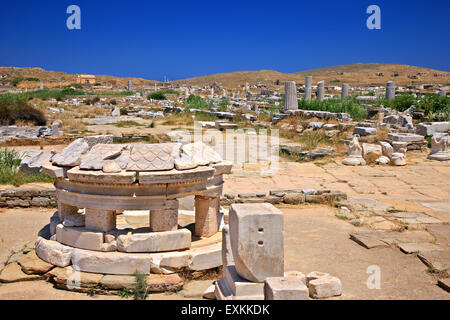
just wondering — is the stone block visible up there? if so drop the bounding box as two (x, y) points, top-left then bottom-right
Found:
(264, 276), (309, 300)
(52, 138), (89, 167)
(71, 248), (151, 275)
(224, 265), (265, 297)
(35, 237), (73, 267)
(150, 199), (179, 232)
(229, 203), (284, 283)
(80, 144), (125, 170)
(181, 141), (222, 166)
(63, 214), (85, 227)
(308, 276), (342, 299)
(17, 250), (54, 275)
(116, 228), (191, 253)
(195, 195), (220, 237)
(58, 202), (79, 220)
(353, 127), (377, 136)
(56, 224), (108, 252)
(188, 244), (222, 271)
(85, 208), (116, 232)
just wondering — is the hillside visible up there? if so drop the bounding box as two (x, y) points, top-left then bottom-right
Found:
(1, 63), (449, 90)
(174, 63), (450, 88)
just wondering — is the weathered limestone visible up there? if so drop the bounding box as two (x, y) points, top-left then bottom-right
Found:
(362, 143), (382, 159)
(391, 152), (407, 166)
(341, 83), (349, 99)
(63, 214), (85, 227)
(126, 143), (180, 171)
(416, 121), (450, 136)
(195, 195), (220, 237)
(317, 81), (325, 102)
(386, 81), (396, 102)
(353, 127), (377, 136)
(56, 224), (114, 252)
(150, 199), (179, 232)
(379, 141), (394, 158)
(392, 141), (408, 154)
(428, 133), (450, 161)
(102, 160), (122, 173)
(181, 141), (222, 166)
(79, 144), (125, 170)
(35, 237), (73, 267)
(284, 81), (297, 112)
(67, 166), (136, 184)
(0, 263), (42, 283)
(342, 136), (366, 166)
(52, 138), (90, 167)
(388, 133), (424, 143)
(58, 202), (79, 220)
(308, 276), (342, 298)
(85, 208), (116, 232)
(264, 276), (309, 300)
(187, 245), (222, 271)
(71, 248), (151, 275)
(17, 250), (54, 274)
(304, 76), (312, 101)
(229, 203), (284, 283)
(116, 228), (191, 253)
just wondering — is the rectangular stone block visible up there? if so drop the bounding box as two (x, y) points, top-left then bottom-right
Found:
(195, 195), (220, 237)
(224, 265), (264, 297)
(188, 245), (222, 271)
(85, 208), (116, 232)
(116, 228), (191, 253)
(150, 199), (179, 232)
(58, 202), (79, 220)
(71, 248), (151, 275)
(264, 276), (308, 300)
(35, 237), (73, 267)
(308, 276), (342, 299)
(55, 224), (108, 252)
(229, 203), (284, 283)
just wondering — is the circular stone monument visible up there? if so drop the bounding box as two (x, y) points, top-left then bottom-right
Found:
(36, 138), (231, 278)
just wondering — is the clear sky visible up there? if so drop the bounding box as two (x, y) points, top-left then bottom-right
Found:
(1, 0), (449, 80)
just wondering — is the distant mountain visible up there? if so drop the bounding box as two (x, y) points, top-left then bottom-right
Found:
(1, 63), (449, 89)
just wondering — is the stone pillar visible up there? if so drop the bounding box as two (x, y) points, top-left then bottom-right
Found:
(150, 199), (179, 232)
(195, 195), (220, 237)
(304, 76), (312, 101)
(386, 81), (396, 102)
(439, 89), (447, 97)
(127, 80), (133, 91)
(283, 81), (297, 112)
(58, 203), (79, 220)
(85, 208), (116, 232)
(40, 81), (44, 90)
(341, 83), (349, 99)
(317, 81), (325, 102)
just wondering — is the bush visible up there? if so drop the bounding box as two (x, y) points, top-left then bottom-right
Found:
(147, 92), (166, 100)
(0, 94), (46, 125)
(415, 94), (450, 120)
(387, 94), (415, 112)
(297, 98), (368, 121)
(184, 94), (210, 109)
(120, 108), (128, 115)
(0, 148), (54, 186)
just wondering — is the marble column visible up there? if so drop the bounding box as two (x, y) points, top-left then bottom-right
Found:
(304, 76), (312, 101)
(317, 81), (325, 102)
(386, 81), (396, 102)
(195, 195), (220, 237)
(341, 83), (349, 99)
(283, 81), (297, 112)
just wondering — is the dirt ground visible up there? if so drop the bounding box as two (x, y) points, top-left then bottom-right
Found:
(0, 147), (448, 300)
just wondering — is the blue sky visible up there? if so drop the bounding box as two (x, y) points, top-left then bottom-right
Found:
(0, 0), (449, 80)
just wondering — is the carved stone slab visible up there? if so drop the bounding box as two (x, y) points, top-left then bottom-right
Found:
(126, 143), (181, 171)
(80, 144), (126, 170)
(52, 138), (89, 167)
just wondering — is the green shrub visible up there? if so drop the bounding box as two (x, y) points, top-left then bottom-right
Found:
(120, 108), (128, 115)
(387, 94), (415, 112)
(147, 92), (166, 100)
(0, 94), (46, 125)
(184, 94), (211, 109)
(297, 98), (368, 121)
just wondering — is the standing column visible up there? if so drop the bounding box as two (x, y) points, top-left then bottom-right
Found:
(150, 199), (179, 232)
(317, 81), (325, 102)
(304, 76), (312, 101)
(386, 81), (396, 102)
(439, 89), (446, 97)
(195, 195), (220, 237)
(341, 83), (349, 99)
(283, 81), (297, 112)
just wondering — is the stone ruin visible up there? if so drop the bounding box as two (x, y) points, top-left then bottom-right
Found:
(35, 135), (232, 277)
(342, 136), (366, 166)
(214, 203), (342, 300)
(427, 133), (450, 161)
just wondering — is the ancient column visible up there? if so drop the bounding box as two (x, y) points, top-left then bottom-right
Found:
(304, 76), (312, 101)
(128, 80), (133, 91)
(195, 195), (220, 237)
(439, 89), (447, 97)
(150, 199), (179, 232)
(40, 81), (44, 90)
(85, 208), (116, 232)
(341, 83), (349, 99)
(317, 81), (325, 102)
(283, 81), (297, 112)
(386, 81), (396, 102)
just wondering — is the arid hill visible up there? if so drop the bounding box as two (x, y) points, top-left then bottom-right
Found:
(1, 63), (449, 90)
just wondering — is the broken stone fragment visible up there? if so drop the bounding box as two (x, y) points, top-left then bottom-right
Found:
(51, 138), (89, 167)
(391, 152), (406, 166)
(265, 276), (309, 300)
(79, 144), (125, 170)
(308, 275), (342, 299)
(181, 141), (222, 166)
(63, 214), (85, 227)
(102, 160), (122, 173)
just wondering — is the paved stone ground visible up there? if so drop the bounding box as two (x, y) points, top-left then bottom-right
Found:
(0, 150), (448, 299)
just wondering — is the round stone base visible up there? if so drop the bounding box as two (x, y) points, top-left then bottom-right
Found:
(428, 152), (450, 161)
(342, 156), (366, 166)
